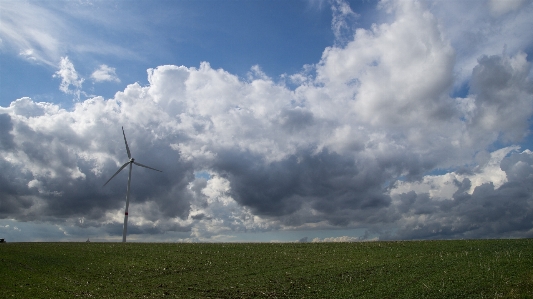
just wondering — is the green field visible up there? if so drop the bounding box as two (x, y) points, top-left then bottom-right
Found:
(1, 239), (532, 298)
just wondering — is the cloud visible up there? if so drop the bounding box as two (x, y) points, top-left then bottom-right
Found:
(0, 1), (139, 66)
(430, 0), (533, 87)
(297, 236), (309, 242)
(312, 236), (361, 242)
(91, 65), (120, 83)
(330, 0), (359, 45)
(489, 0), (528, 16)
(0, 114), (15, 151)
(384, 148), (533, 240)
(0, 1), (63, 65)
(469, 52), (533, 142)
(53, 56), (84, 98)
(0, 0), (532, 241)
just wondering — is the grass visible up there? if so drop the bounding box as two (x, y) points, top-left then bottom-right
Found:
(1, 239), (532, 298)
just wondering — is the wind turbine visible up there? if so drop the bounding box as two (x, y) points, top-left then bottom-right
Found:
(103, 127), (162, 242)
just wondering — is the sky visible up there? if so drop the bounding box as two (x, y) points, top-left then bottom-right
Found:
(0, 0), (533, 243)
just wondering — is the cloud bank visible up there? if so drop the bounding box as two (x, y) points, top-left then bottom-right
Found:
(1, 0), (532, 241)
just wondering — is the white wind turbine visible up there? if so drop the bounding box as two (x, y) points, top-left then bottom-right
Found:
(103, 127), (162, 242)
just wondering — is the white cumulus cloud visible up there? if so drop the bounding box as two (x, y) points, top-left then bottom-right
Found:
(91, 65), (120, 83)
(53, 56), (84, 99)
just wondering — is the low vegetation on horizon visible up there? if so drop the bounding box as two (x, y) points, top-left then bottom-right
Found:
(1, 239), (532, 298)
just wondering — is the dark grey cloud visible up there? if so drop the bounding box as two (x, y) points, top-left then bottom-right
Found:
(213, 149), (394, 227)
(0, 114), (15, 150)
(277, 108), (314, 133)
(469, 53), (533, 142)
(385, 151), (533, 240)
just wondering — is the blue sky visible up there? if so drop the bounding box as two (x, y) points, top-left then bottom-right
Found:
(1, 0), (533, 243)
(1, 0), (377, 107)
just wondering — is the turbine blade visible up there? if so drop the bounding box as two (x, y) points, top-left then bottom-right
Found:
(122, 126), (131, 159)
(133, 161), (162, 172)
(103, 162), (130, 186)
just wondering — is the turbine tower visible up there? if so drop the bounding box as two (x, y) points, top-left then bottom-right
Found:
(103, 127), (162, 242)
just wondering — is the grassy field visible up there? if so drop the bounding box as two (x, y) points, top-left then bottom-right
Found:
(1, 239), (532, 298)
